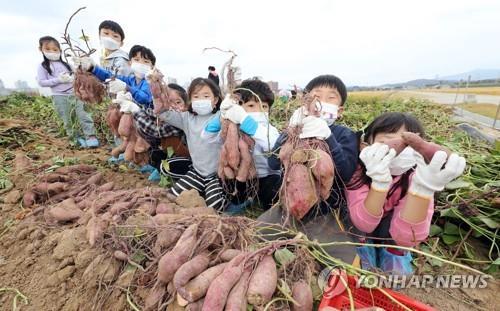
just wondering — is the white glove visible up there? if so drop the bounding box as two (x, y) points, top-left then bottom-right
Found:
(220, 94), (237, 118)
(58, 72), (74, 83)
(360, 143), (397, 191)
(289, 106), (309, 127)
(409, 151), (466, 199)
(72, 56), (95, 71)
(118, 100), (141, 114)
(299, 116), (331, 140)
(223, 105), (248, 124)
(112, 91), (133, 104)
(145, 68), (157, 81)
(107, 79), (127, 94)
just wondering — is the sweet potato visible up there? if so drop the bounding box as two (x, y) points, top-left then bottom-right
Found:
(97, 182), (115, 192)
(41, 173), (71, 183)
(384, 137), (407, 155)
(22, 191), (37, 207)
(279, 141), (294, 169)
(144, 282), (166, 311)
(236, 138), (252, 182)
(178, 263), (227, 302)
(311, 149), (335, 200)
(134, 136), (151, 153)
(178, 207), (216, 216)
(174, 253), (211, 290)
(55, 164), (95, 174)
(185, 299), (204, 311)
(74, 70), (105, 104)
(152, 213), (184, 225)
(86, 215), (109, 247)
(158, 224), (198, 283)
(225, 270), (251, 311)
(32, 182), (68, 195)
(109, 198), (138, 215)
(291, 280), (313, 311)
(285, 164), (318, 219)
(86, 172), (103, 185)
(118, 113), (134, 138)
(124, 140), (136, 162)
(45, 198), (83, 223)
(225, 122), (240, 170)
(156, 203), (176, 214)
(111, 140), (128, 158)
(247, 255), (277, 306)
(402, 131), (451, 164)
(153, 228), (183, 255)
(202, 254), (246, 311)
(107, 105), (122, 136)
(13, 152), (31, 172)
(113, 250), (128, 261)
(223, 166), (235, 180)
(220, 249), (242, 262)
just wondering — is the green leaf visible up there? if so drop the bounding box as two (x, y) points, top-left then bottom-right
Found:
(274, 248), (296, 266)
(167, 147), (174, 158)
(428, 257), (444, 267)
(445, 179), (473, 190)
(429, 224), (443, 237)
(492, 258), (500, 265)
(79, 34), (90, 41)
(444, 222), (460, 235)
(442, 234), (461, 245)
(440, 207), (460, 219)
(477, 216), (499, 229)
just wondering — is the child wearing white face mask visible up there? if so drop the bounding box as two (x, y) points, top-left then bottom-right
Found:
(122, 78), (227, 210)
(98, 20), (130, 76)
(203, 79), (281, 213)
(258, 75), (359, 265)
(347, 112), (466, 275)
(36, 36), (98, 148)
(74, 45), (154, 109)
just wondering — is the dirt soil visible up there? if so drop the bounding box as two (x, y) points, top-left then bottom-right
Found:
(0, 117), (498, 311)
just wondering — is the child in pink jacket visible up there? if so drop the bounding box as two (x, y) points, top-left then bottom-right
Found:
(346, 112), (466, 275)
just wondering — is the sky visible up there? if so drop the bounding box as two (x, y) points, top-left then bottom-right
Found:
(1, 0), (500, 89)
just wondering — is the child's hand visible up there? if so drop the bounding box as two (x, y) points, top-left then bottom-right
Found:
(360, 142), (397, 191)
(118, 100), (141, 114)
(409, 151), (466, 199)
(58, 72), (74, 83)
(299, 116), (331, 140)
(108, 79), (127, 94)
(289, 106), (309, 126)
(223, 105), (248, 124)
(220, 94), (237, 118)
(72, 56), (95, 71)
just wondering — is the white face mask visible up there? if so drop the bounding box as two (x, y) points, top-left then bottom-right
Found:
(43, 52), (60, 61)
(319, 102), (339, 125)
(247, 111), (269, 123)
(100, 36), (120, 50)
(192, 99), (213, 115)
(389, 146), (416, 176)
(131, 62), (151, 78)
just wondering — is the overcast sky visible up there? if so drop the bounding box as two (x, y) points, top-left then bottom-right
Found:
(1, 0), (499, 89)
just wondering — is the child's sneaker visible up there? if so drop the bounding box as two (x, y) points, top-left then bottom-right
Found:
(108, 153), (125, 165)
(148, 169), (161, 182)
(86, 136), (99, 148)
(356, 245), (377, 271)
(138, 164), (156, 174)
(224, 200), (253, 216)
(77, 137), (88, 148)
(378, 247), (414, 276)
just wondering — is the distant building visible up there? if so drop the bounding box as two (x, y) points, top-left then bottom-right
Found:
(167, 77), (178, 84)
(267, 81), (279, 93)
(15, 80), (30, 90)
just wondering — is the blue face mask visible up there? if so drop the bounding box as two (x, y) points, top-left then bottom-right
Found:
(191, 99), (213, 115)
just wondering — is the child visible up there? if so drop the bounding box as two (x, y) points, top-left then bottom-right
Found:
(98, 20), (130, 76)
(74, 45), (154, 109)
(133, 83), (192, 181)
(258, 74), (359, 263)
(203, 79), (281, 213)
(120, 78), (226, 210)
(347, 112), (466, 275)
(36, 36), (99, 148)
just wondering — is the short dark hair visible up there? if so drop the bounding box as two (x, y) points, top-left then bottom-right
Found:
(168, 83), (188, 104)
(98, 20), (125, 41)
(129, 45), (156, 65)
(305, 74), (347, 105)
(208, 66), (216, 71)
(187, 78), (222, 114)
(235, 79), (275, 108)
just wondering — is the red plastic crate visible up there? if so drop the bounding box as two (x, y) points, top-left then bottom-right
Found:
(319, 270), (437, 311)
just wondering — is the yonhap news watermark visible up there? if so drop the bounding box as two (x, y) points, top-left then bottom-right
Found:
(356, 274), (493, 289)
(318, 268), (494, 291)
